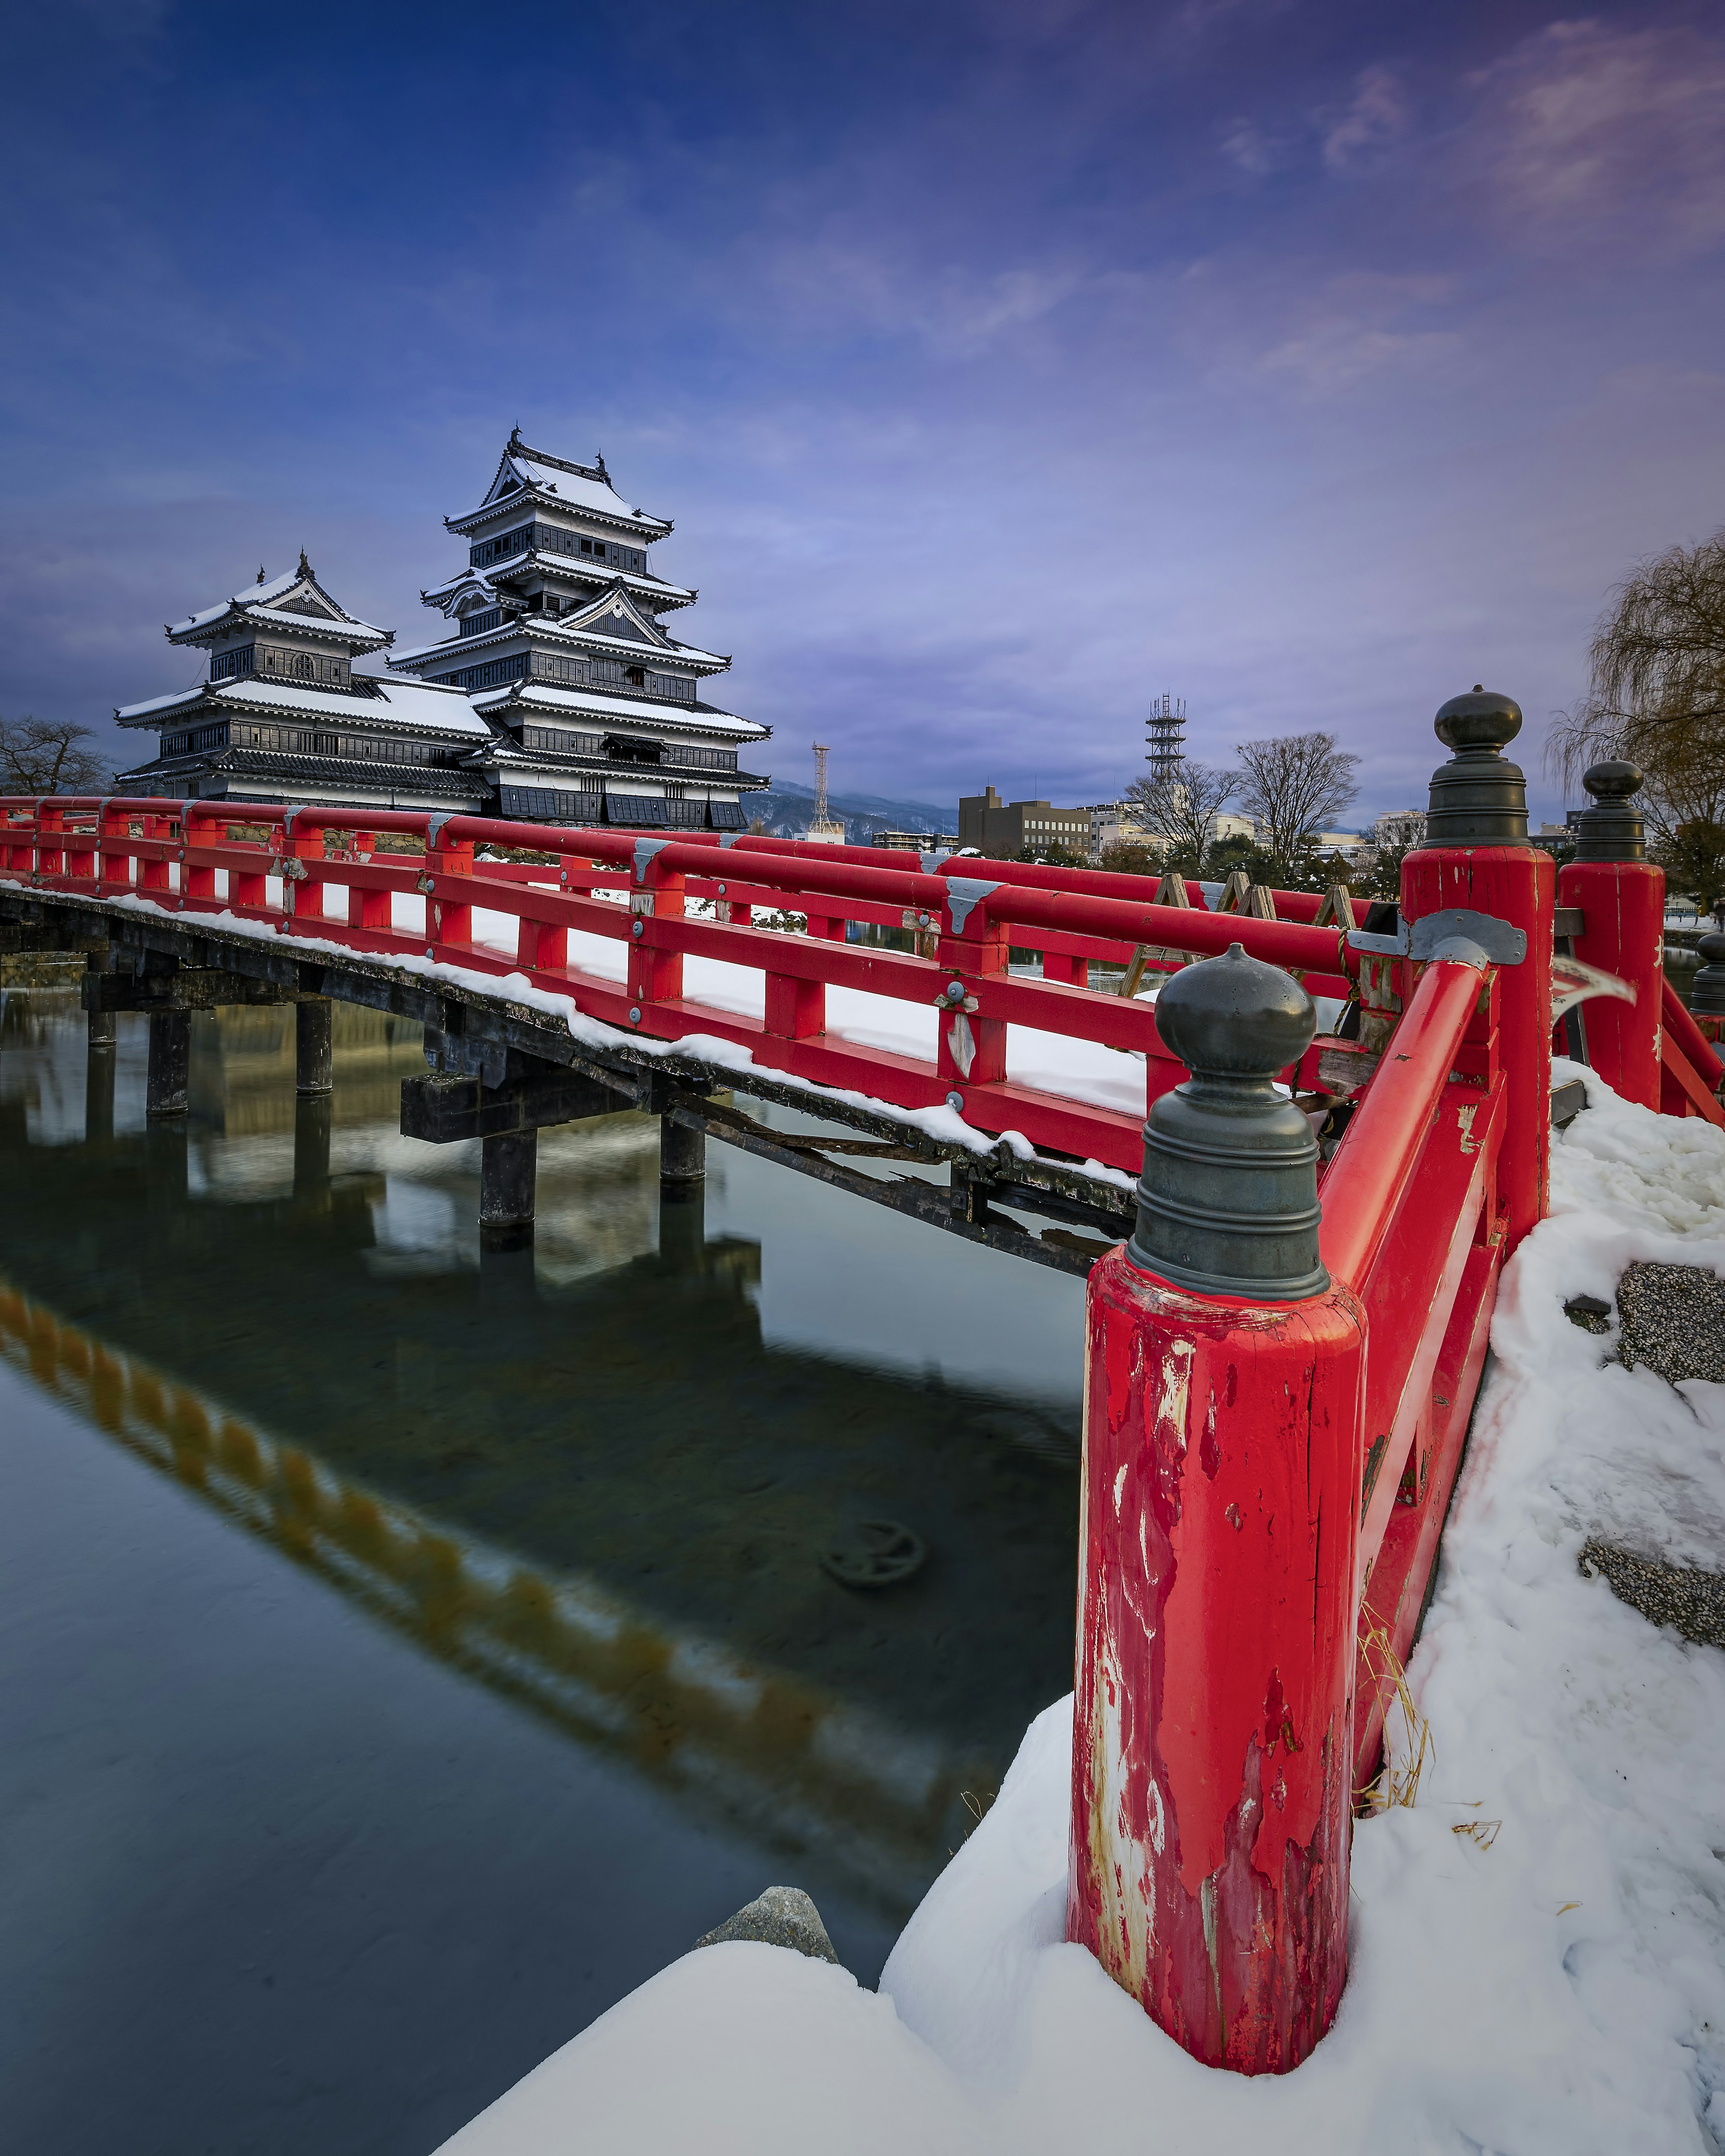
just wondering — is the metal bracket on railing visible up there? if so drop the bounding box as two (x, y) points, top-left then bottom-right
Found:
(919, 849), (953, 874)
(1411, 910), (1526, 964)
(718, 833), (743, 848)
(1348, 908), (1526, 967)
(633, 836), (674, 883)
(943, 877), (1001, 936)
(424, 813), (457, 851)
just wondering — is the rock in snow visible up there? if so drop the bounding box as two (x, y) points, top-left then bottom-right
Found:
(693, 1886), (841, 1966)
(435, 1058), (1725, 2156)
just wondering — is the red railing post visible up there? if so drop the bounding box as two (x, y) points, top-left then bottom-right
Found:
(346, 828), (393, 936)
(137, 810), (175, 901)
(282, 811), (327, 926)
(934, 878), (1008, 1102)
(1402, 689), (1553, 1250)
(182, 804), (220, 906)
(424, 817), (473, 957)
(627, 835), (684, 1023)
(37, 796), (66, 882)
(63, 803), (99, 889)
(1070, 945), (1365, 2075)
(1, 806), (32, 878)
(98, 799), (133, 896)
(1557, 762), (1663, 1108)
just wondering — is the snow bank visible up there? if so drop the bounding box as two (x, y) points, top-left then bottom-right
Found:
(437, 1062), (1725, 2154)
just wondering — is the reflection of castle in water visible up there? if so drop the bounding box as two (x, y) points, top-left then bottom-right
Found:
(0, 992), (1079, 1920)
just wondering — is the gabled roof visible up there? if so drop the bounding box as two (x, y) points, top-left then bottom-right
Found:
(167, 553), (392, 651)
(419, 566), (502, 619)
(116, 672), (491, 737)
(560, 581), (670, 648)
(446, 432), (672, 539)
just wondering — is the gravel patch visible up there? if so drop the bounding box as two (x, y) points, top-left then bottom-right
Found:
(1579, 1538), (1725, 1649)
(1614, 1260), (1725, 1386)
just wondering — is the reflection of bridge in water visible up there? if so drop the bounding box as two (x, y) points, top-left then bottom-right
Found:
(0, 995), (1081, 1920)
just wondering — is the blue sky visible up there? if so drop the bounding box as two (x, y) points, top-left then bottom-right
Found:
(3, 1), (1721, 824)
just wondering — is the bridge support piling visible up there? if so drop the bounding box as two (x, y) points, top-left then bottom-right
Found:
(146, 1009), (191, 1118)
(294, 1094), (333, 1204)
(1069, 944), (1364, 2076)
(87, 1007), (117, 1050)
(85, 1038), (115, 1143)
(658, 1175), (707, 1272)
(479, 1129), (537, 1243)
(659, 1115), (706, 1184)
(295, 997), (333, 1097)
(145, 1118), (188, 1202)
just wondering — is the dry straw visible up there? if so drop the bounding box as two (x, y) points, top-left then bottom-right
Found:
(1355, 1608), (1435, 1813)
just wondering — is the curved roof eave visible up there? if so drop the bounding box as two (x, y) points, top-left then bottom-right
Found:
(444, 486), (673, 542)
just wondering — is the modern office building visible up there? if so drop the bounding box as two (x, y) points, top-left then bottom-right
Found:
(957, 787), (1092, 857)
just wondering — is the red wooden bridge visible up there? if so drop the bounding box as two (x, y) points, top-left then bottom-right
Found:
(2, 690), (1721, 2080)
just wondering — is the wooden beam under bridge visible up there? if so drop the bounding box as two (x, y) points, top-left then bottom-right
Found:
(0, 892), (1133, 1274)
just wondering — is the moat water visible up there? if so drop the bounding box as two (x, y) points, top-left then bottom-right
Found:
(0, 990), (1085, 2155)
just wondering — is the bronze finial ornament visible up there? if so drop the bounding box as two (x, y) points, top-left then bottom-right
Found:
(1571, 762), (1646, 863)
(1128, 942), (1328, 1299)
(1424, 686), (1529, 846)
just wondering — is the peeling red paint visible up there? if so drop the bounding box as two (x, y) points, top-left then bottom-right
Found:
(1069, 1248), (1365, 2075)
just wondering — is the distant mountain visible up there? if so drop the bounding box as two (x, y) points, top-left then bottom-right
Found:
(746, 781), (958, 845)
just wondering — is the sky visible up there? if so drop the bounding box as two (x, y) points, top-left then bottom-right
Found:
(1, 1), (1721, 826)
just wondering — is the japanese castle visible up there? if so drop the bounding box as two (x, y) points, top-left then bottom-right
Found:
(115, 433), (771, 830)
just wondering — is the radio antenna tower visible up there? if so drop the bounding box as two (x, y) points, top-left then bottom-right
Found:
(808, 741), (845, 843)
(1145, 695), (1186, 779)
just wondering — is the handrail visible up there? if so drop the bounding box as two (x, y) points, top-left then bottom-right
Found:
(1662, 974), (1725, 1090)
(718, 831), (1372, 925)
(0, 796), (1357, 983)
(1318, 954), (1486, 1288)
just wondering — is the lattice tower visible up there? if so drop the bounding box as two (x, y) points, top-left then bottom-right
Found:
(808, 741), (845, 842)
(1146, 695), (1186, 779)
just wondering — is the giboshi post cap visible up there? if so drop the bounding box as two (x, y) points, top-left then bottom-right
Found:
(1130, 943), (1327, 1301)
(1582, 760), (1643, 801)
(1150, 941), (1315, 1080)
(1434, 686), (1522, 754)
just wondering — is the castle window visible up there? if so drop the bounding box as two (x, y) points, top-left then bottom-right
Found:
(211, 645), (255, 682)
(522, 726), (604, 755)
(646, 672), (695, 703)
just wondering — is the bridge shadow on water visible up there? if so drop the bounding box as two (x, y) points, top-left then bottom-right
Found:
(0, 991), (1084, 1937)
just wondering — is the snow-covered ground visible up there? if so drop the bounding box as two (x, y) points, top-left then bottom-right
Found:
(435, 1064), (1725, 2155)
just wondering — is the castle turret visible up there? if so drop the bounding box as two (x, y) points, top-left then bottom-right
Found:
(113, 557), (490, 813)
(387, 434), (772, 830)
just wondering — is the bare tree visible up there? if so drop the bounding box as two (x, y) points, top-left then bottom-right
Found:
(0, 715), (110, 795)
(1549, 533), (1725, 781)
(1547, 532), (1725, 914)
(1123, 757), (1236, 875)
(1232, 730), (1360, 884)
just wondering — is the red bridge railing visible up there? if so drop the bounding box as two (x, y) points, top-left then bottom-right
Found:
(2, 694), (1721, 2081)
(0, 791), (1359, 1175)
